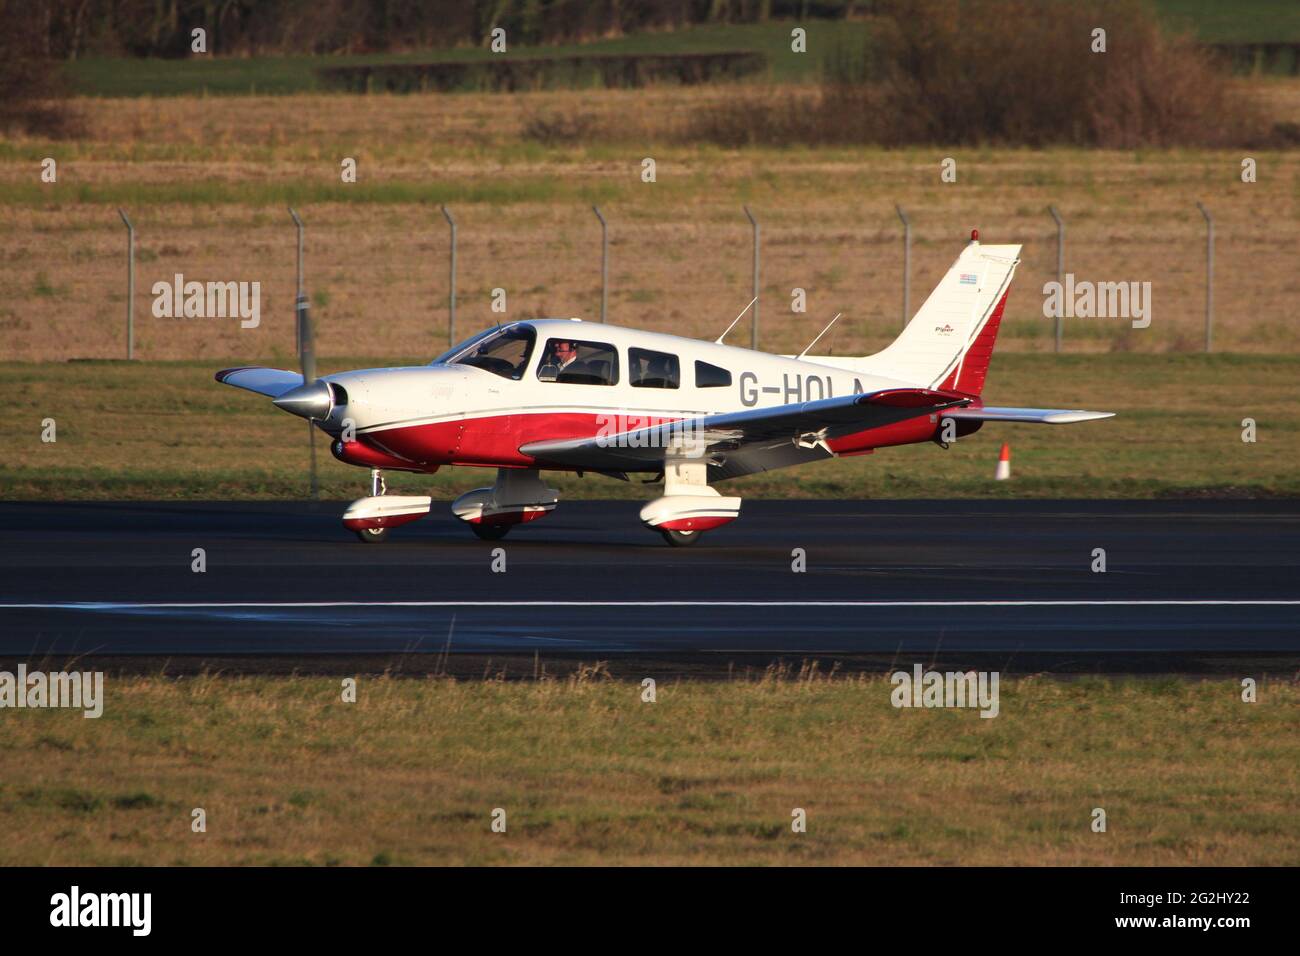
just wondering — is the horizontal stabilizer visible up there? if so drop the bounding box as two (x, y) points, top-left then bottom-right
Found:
(944, 406), (1114, 424)
(214, 366), (305, 398)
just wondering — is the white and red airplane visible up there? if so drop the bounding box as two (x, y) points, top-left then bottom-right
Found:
(217, 230), (1112, 546)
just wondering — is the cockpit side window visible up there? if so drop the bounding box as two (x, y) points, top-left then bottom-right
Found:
(629, 348), (680, 389)
(536, 338), (619, 385)
(450, 325), (536, 380)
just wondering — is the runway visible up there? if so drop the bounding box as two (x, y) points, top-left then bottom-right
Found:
(1, 500), (1298, 668)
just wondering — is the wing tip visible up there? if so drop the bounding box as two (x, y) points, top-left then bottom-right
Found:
(214, 366), (253, 385)
(213, 366), (305, 398)
(1047, 410), (1116, 424)
(948, 406), (1116, 424)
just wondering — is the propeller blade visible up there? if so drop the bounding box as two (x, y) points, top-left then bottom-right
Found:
(296, 293), (316, 383)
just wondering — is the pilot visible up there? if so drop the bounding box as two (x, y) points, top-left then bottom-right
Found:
(550, 340), (578, 371)
(539, 340), (579, 380)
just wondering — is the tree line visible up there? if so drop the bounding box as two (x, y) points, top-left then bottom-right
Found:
(7, 0), (862, 60)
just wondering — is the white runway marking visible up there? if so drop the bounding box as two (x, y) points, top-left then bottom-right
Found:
(2, 600), (1298, 610)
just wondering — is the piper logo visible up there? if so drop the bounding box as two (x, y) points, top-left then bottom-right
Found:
(50, 886), (151, 936)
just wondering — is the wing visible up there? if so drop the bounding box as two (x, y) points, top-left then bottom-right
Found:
(944, 405), (1114, 424)
(214, 366), (305, 398)
(519, 387), (971, 479)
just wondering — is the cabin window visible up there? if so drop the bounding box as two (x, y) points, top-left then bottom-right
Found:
(449, 324), (535, 380)
(695, 361), (732, 388)
(629, 348), (680, 389)
(537, 338), (619, 386)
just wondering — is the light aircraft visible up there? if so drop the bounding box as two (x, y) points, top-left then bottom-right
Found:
(216, 230), (1112, 546)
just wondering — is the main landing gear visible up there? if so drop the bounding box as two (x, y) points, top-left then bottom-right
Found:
(659, 528), (702, 547)
(470, 523), (511, 542)
(451, 468), (559, 541)
(639, 459), (741, 547)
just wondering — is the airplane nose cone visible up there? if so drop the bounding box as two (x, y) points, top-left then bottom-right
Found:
(272, 381), (332, 419)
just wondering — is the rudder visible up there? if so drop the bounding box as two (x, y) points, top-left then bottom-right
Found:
(856, 233), (1021, 397)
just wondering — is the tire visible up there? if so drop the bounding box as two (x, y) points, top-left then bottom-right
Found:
(354, 526), (390, 544)
(660, 528), (702, 547)
(471, 523), (511, 541)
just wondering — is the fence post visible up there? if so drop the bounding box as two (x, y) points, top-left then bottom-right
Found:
(1048, 205), (1065, 353)
(289, 206), (305, 354)
(1196, 202), (1214, 353)
(895, 204), (911, 328)
(592, 205), (608, 323)
(117, 208), (134, 360)
(441, 205), (457, 346)
(744, 205), (760, 350)
(288, 206), (318, 499)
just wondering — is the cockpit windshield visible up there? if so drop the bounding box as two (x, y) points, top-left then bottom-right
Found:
(430, 327), (497, 366)
(440, 324), (536, 380)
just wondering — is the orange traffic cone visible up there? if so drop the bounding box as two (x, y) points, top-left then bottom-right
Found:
(995, 443), (1011, 480)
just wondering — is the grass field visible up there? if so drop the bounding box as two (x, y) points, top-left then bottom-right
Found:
(1155, 0), (1300, 43)
(58, 4), (1300, 98)
(3, 354), (1295, 500)
(1, 672), (1295, 865)
(63, 21), (872, 97)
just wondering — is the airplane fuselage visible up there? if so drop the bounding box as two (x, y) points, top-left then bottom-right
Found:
(319, 318), (933, 473)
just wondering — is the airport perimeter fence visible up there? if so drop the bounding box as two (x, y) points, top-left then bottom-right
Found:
(110, 202), (1221, 364)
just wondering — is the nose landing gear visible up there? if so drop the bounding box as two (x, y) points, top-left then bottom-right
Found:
(342, 468), (433, 543)
(356, 525), (390, 544)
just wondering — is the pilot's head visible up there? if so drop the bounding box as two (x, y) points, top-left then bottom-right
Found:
(551, 341), (577, 365)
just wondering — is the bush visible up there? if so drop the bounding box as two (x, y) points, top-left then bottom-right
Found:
(685, 0), (1266, 148)
(0, 9), (82, 138)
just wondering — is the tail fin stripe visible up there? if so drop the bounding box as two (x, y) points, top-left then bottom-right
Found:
(950, 262), (1014, 390)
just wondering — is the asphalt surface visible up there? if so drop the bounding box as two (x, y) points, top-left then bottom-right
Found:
(1, 500), (1297, 671)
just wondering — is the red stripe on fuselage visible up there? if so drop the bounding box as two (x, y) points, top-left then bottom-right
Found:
(359, 406), (948, 473)
(367, 412), (683, 469)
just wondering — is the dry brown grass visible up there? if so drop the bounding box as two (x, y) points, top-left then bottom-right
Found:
(1, 673), (1296, 865)
(1, 86), (1298, 362)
